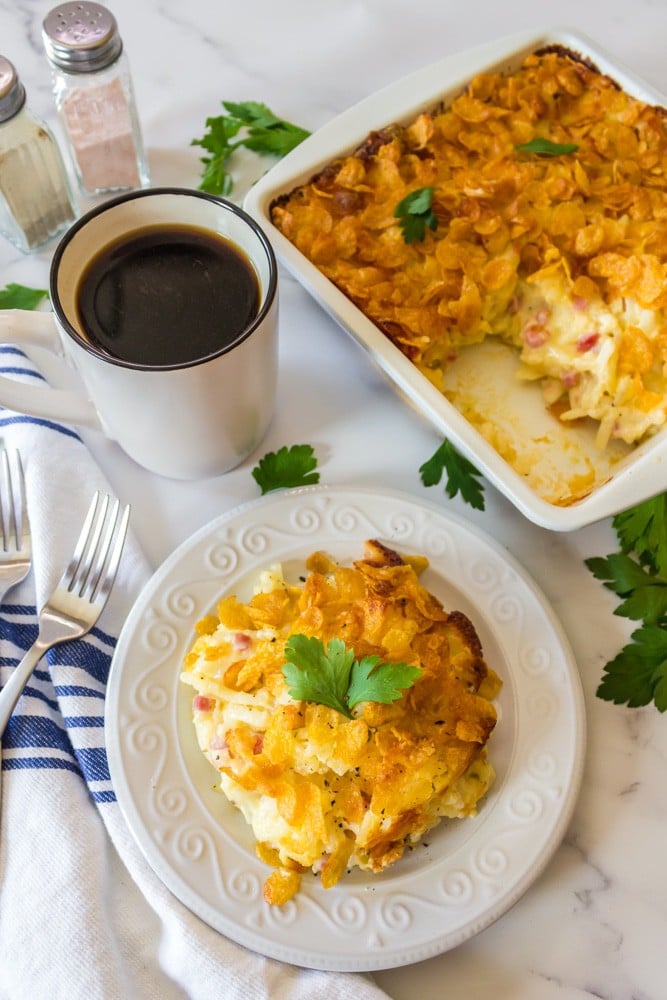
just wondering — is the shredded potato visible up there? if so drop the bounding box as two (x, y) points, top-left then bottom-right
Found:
(271, 49), (667, 451)
(181, 539), (501, 904)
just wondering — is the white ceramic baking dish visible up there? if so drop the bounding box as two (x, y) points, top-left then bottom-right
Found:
(244, 27), (667, 531)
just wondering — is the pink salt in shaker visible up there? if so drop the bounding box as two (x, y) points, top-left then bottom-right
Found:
(42, 2), (150, 197)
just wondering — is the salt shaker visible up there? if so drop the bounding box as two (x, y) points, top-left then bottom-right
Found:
(42, 2), (149, 197)
(0, 56), (76, 253)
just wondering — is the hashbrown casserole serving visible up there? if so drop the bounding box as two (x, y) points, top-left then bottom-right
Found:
(181, 539), (501, 905)
(271, 48), (667, 454)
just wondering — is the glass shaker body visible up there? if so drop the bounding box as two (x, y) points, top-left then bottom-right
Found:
(43, 3), (149, 197)
(0, 57), (76, 253)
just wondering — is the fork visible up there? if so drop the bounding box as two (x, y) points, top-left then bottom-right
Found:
(0, 449), (33, 820)
(0, 491), (130, 738)
(0, 449), (32, 604)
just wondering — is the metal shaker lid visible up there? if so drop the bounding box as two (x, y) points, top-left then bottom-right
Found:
(42, 3), (122, 73)
(0, 56), (26, 123)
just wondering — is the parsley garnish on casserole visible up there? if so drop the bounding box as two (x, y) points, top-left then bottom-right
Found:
(271, 49), (667, 458)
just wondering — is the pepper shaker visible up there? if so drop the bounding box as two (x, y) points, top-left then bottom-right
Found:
(0, 55), (76, 253)
(42, 2), (150, 197)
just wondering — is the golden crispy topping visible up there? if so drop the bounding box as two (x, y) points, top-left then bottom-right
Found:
(271, 50), (667, 452)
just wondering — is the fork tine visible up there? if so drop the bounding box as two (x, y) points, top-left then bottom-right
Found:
(84, 496), (120, 602)
(17, 452), (29, 552)
(0, 450), (10, 551)
(71, 493), (110, 598)
(62, 493), (129, 605)
(0, 449), (29, 553)
(91, 501), (129, 605)
(61, 491), (102, 593)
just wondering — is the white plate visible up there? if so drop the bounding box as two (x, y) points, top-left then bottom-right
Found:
(244, 28), (667, 531)
(105, 485), (585, 971)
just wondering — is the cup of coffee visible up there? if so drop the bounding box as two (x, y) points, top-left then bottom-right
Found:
(0, 187), (278, 479)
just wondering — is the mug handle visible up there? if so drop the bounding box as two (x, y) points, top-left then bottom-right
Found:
(0, 309), (102, 429)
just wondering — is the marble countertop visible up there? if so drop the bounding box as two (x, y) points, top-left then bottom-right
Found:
(1, 0), (666, 997)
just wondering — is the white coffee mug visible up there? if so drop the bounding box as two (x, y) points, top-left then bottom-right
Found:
(0, 187), (278, 479)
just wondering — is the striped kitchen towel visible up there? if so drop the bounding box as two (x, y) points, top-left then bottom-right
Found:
(0, 351), (389, 1000)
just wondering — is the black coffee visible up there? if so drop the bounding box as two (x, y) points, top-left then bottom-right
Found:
(75, 223), (260, 366)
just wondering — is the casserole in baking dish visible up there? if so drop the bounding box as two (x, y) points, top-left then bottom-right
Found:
(245, 30), (667, 529)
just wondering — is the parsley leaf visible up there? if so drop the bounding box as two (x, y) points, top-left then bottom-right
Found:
(585, 553), (667, 625)
(612, 494), (667, 578)
(282, 635), (353, 717)
(251, 443), (319, 494)
(348, 654), (421, 712)
(394, 187), (438, 243)
(420, 439), (485, 510)
(586, 493), (667, 711)
(597, 626), (667, 711)
(282, 634), (420, 719)
(0, 283), (49, 310)
(192, 100), (310, 196)
(515, 137), (579, 156)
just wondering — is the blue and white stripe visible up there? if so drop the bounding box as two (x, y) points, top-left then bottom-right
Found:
(0, 346), (118, 803)
(0, 345), (84, 442)
(0, 606), (117, 803)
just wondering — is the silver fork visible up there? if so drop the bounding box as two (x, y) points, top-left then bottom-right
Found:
(0, 449), (33, 821)
(0, 449), (32, 603)
(0, 491), (130, 738)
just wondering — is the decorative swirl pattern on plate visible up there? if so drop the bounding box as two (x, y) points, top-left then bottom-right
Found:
(263, 898), (299, 927)
(225, 867), (262, 903)
(153, 784), (188, 819)
(173, 824), (208, 862)
(126, 722), (170, 824)
(487, 590), (524, 626)
(520, 644), (552, 677)
(468, 557), (502, 592)
(378, 896), (413, 931)
(236, 524), (273, 557)
(528, 753), (558, 782)
(328, 502), (376, 536)
(162, 584), (199, 619)
(297, 890), (368, 932)
(418, 523), (458, 562)
(134, 619), (178, 711)
(289, 502), (325, 533)
(327, 894), (368, 931)
(506, 788), (544, 823)
(438, 869), (475, 906)
(473, 844), (509, 878)
(204, 541), (240, 576)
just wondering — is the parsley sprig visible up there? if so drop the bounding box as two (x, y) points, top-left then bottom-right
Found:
(282, 634), (421, 719)
(0, 283), (48, 310)
(251, 443), (319, 494)
(192, 100), (310, 196)
(420, 439), (485, 511)
(585, 495), (667, 711)
(394, 187), (438, 244)
(515, 137), (579, 156)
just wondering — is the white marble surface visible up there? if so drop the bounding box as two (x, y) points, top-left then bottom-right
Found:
(1, 1), (666, 997)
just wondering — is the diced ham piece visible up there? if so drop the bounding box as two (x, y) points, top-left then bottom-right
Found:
(562, 370), (579, 388)
(232, 632), (252, 651)
(577, 331), (600, 352)
(523, 322), (548, 348)
(253, 735), (264, 754)
(573, 296), (588, 311)
(193, 694), (212, 711)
